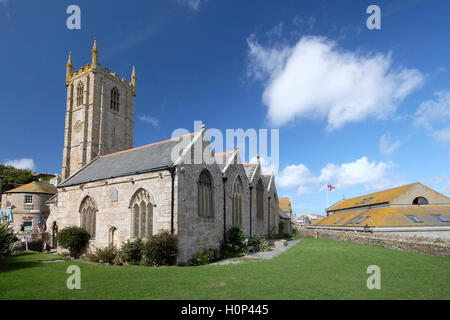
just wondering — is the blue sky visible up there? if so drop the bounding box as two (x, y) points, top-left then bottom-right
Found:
(1, 0), (450, 214)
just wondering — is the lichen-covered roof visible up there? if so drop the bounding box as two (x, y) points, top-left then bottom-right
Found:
(312, 206), (450, 227)
(7, 182), (57, 195)
(243, 163), (257, 181)
(328, 183), (419, 212)
(279, 197), (292, 213)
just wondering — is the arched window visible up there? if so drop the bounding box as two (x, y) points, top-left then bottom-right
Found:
(130, 189), (153, 238)
(109, 227), (117, 247)
(76, 82), (84, 106)
(256, 179), (264, 220)
(198, 170), (213, 217)
(110, 87), (119, 111)
(413, 197), (429, 205)
(232, 176), (243, 227)
(80, 196), (97, 239)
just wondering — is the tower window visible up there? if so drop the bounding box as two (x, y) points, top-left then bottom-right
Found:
(110, 87), (119, 111)
(76, 82), (84, 106)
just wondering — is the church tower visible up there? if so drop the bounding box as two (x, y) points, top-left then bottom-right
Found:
(61, 39), (136, 180)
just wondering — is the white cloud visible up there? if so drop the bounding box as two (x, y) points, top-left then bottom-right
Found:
(250, 156), (278, 176)
(138, 115), (159, 127)
(276, 156), (398, 197)
(247, 36), (424, 130)
(415, 91), (450, 143)
(3, 158), (35, 170)
(277, 164), (313, 189)
(266, 23), (284, 39)
(379, 133), (402, 155)
(318, 157), (395, 190)
(178, 0), (206, 10)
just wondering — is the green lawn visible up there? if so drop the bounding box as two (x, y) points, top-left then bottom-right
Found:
(0, 238), (449, 300)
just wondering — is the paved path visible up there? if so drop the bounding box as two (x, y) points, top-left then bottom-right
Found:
(247, 239), (303, 260)
(212, 239), (303, 265)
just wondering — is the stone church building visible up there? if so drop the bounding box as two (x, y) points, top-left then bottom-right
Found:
(46, 40), (282, 263)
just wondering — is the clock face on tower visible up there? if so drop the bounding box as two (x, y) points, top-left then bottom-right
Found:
(73, 120), (83, 133)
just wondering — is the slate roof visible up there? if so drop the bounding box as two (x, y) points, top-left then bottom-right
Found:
(59, 131), (198, 187)
(263, 175), (272, 188)
(7, 182), (57, 195)
(243, 163), (257, 181)
(214, 150), (236, 172)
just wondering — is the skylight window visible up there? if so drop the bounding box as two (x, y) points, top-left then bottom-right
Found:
(349, 216), (370, 224)
(433, 214), (450, 222)
(334, 217), (345, 224)
(406, 215), (423, 223)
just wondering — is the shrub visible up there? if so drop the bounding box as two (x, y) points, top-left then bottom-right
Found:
(119, 239), (144, 265)
(56, 226), (90, 259)
(220, 226), (247, 259)
(248, 237), (271, 252)
(191, 249), (211, 266)
(0, 221), (16, 256)
(143, 231), (177, 266)
(91, 246), (118, 264)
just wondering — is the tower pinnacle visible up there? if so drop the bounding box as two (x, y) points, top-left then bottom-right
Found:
(131, 65), (136, 96)
(91, 38), (98, 67)
(66, 51), (73, 85)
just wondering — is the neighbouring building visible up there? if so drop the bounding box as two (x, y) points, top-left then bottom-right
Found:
(309, 182), (450, 239)
(46, 40), (283, 263)
(278, 197), (293, 235)
(0, 182), (57, 235)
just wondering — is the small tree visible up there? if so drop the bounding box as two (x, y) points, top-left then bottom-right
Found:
(143, 231), (177, 266)
(0, 221), (16, 257)
(220, 226), (248, 258)
(57, 226), (90, 258)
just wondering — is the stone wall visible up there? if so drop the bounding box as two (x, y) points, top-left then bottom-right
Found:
(298, 228), (450, 257)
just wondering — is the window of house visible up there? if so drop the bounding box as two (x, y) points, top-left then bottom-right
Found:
(23, 219), (33, 231)
(24, 195), (33, 205)
(412, 197), (429, 205)
(76, 82), (84, 106)
(198, 170), (213, 217)
(406, 215), (423, 223)
(433, 214), (450, 222)
(110, 87), (120, 111)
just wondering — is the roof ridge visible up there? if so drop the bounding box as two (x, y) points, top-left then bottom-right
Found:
(100, 131), (199, 159)
(345, 182), (418, 200)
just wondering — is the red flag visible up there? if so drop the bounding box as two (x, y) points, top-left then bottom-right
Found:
(327, 184), (336, 191)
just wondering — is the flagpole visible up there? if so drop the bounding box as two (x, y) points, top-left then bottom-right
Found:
(326, 183), (329, 208)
